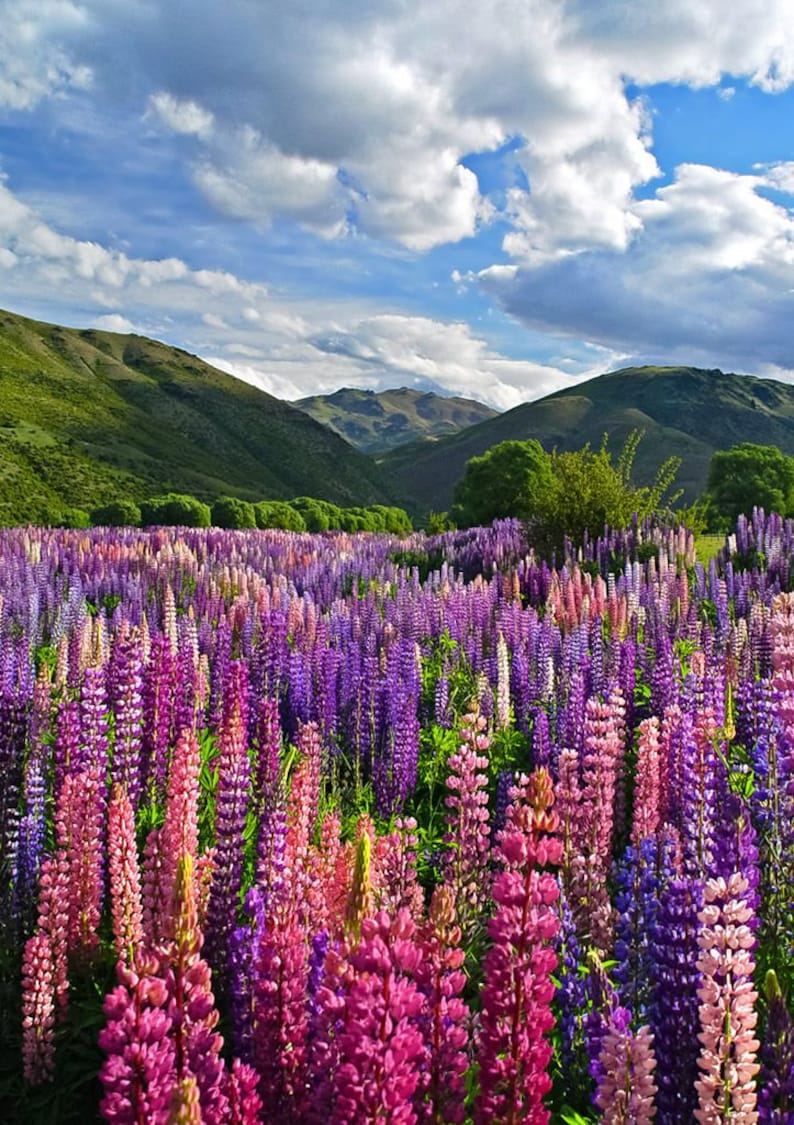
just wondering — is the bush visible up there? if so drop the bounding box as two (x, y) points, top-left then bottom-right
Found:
(211, 496), (257, 529)
(90, 499), (142, 527)
(52, 506), (91, 529)
(254, 501), (307, 532)
(289, 497), (332, 532)
(140, 493), (211, 528)
(368, 505), (413, 536)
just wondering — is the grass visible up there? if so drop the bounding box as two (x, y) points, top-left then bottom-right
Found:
(695, 533), (725, 565)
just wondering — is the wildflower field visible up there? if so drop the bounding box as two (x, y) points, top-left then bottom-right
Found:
(1, 513), (793, 1123)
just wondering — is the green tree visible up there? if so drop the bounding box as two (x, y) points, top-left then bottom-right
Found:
(211, 495), (257, 529)
(254, 501), (307, 532)
(707, 443), (794, 528)
(450, 439), (553, 528)
(90, 499), (142, 527)
(140, 493), (212, 528)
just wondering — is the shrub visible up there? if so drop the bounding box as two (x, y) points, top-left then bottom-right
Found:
(211, 496), (257, 529)
(254, 501), (307, 532)
(90, 499), (142, 527)
(140, 493), (212, 528)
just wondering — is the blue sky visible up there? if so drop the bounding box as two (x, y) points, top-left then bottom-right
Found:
(2, 2), (794, 409)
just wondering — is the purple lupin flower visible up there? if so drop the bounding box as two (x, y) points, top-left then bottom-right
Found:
(205, 661), (251, 985)
(649, 875), (704, 1124)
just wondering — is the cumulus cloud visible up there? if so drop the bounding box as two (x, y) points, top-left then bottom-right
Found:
(480, 163), (794, 376)
(5, 0), (794, 401)
(10, 0), (789, 259)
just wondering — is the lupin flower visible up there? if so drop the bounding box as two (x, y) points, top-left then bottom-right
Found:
(21, 931), (56, 1084)
(695, 872), (760, 1124)
(414, 885), (469, 1125)
(107, 784), (144, 961)
(442, 707), (491, 937)
(328, 909), (426, 1125)
(594, 1004), (658, 1124)
(475, 768), (562, 1125)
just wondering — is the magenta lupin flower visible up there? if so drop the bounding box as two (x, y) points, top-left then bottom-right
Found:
(99, 952), (177, 1125)
(474, 768), (562, 1125)
(442, 707), (491, 937)
(251, 902), (311, 1121)
(21, 931), (56, 1085)
(594, 1005), (658, 1124)
(329, 908), (426, 1125)
(224, 1058), (263, 1125)
(695, 872), (760, 1125)
(107, 784), (144, 962)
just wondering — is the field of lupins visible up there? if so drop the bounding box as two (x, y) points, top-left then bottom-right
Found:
(2, 512), (794, 1123)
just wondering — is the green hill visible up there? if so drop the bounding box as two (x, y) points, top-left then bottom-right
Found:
(380, 365), (794, 516)
(0, 308), (396, 523)
(295, 386), (498, 453)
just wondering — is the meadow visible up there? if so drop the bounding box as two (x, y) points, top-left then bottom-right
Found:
(1, 512), (792, 1123)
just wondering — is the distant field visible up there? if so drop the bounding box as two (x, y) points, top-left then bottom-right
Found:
(695, 533), (724, 564)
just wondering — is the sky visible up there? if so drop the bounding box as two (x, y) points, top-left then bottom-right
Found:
(2, 2), (794, 411)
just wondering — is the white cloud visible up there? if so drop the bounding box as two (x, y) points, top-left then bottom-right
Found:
(480, 163), (794, 374)
(146, 92), (214, 140)
(7, 0), (794, 259)
(92, 313), (135, 332)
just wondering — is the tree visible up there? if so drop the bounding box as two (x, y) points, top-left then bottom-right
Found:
(140, 493), (212, 528)
(90, 499), (142, 527)
(707, 443), (794, 527)
(211, 496), (257, 529)
(368, 505), (413, 536)
(450, 440), (553, 528)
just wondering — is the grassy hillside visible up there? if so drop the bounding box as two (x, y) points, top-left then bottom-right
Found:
(381, 365), (794, 516)
(0, 308), (395, 523)
(295, 386), (498, 453)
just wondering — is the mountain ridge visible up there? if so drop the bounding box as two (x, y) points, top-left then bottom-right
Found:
(295, 385), (498, 453)
(380, 364), (794, 515)
(0, 307), (396, 523)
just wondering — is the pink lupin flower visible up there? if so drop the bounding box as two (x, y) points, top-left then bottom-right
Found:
(375, 816), (424, 920)
(474, 768), (562, 1125)
(224, 1058), (263, 1125)
(594, 1005), (658, 1124)
(58, 767), (106, 967)
(21, 932), (56, 1085)
(107, 784), (144, 962)
(694, 872), (760, 1125)
(34, 852), (70, 1016)
(414, 885), (470, 1125)
(442, 707), (491, 937)
(631, 716), (663, 848)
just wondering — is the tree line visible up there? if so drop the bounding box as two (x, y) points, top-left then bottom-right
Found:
(48, 494), (413, 535)
(447, 434), (790, 547)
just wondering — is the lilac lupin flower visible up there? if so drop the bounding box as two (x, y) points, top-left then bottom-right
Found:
(205, 661), (251, 982)
(442, 705), (491, 932)
(594, 1004), (658, 1124)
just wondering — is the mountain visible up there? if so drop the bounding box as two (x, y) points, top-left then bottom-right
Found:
(295, 386), (498, 454)
(0, 308), (395, 523)
(380, 365), (794, 516)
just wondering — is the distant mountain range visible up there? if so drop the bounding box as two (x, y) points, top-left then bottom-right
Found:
(4, 305), (794, 527)
(0, 308), (395, 523)
(380, 365), (794, 515)
(295, 386), (497, 453)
